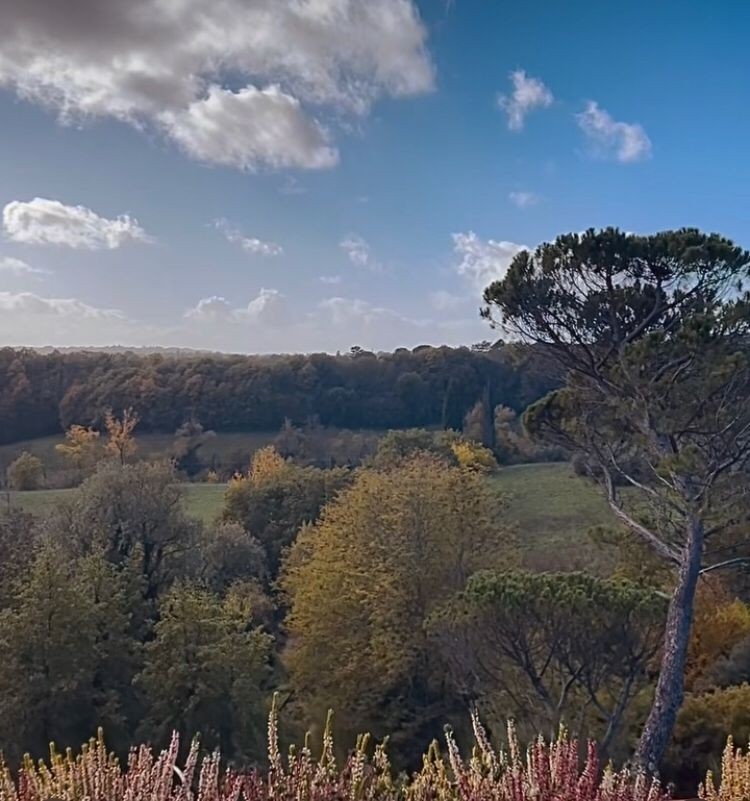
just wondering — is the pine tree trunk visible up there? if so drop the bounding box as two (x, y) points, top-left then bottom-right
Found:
(635, 517), (704, 774)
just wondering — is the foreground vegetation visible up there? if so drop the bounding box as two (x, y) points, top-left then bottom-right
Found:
(0, 705), (671, 801)
(4, 702), (750, 801)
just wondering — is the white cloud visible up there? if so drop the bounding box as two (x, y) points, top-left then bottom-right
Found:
(0, 290), (122, 318)
(576, 101), (652, 163)
(340, 234), (378, 269)
(279, 176), (306, 196)
(509, 190), (540, 209)
(429, 290), (465, 312)
(0, 256), (48, 275)
(179, 289), (484, 351)
(3, 197), (149, 249)
(0, 0), (433, 170)
(186, 288), (288, 327)
(320, 275), (343, 285)
(215, 219), (283, 257)
(314, 297), (429, 338)
(184, 296), (234, 322)
(239, 288), (289, 326)
(497, 70), (553, 131)
(452, 231), (527, 290)
(163, 86), (338, 171)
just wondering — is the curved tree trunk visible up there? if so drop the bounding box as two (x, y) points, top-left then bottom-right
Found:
(636, 518), (704, 774)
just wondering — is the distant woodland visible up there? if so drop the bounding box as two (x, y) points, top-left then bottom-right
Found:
(0, 344), (559, 444)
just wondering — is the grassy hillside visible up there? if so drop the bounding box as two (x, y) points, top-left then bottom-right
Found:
(5, 462), (618, 571)
(2, 482), (228, 524)
(493, 463), (616, 572)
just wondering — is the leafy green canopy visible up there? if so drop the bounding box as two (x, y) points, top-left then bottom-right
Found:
(484, 227), (749, 358)
(431, 570), (665, 756)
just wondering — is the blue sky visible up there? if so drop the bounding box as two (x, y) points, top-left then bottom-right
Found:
(1, 0), (749, 352)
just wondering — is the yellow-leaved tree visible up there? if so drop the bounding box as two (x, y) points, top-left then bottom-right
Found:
(282, 455), (516, 762)
(104, 408), (139, 465)
(248, 445), (288, 484)
(55, 424), (101, 476)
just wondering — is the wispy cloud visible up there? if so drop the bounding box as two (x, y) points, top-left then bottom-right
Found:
(509, 191), (540, 209)
(576, 101), (652, 163)
(497, 70), (553, 131)
(215, 218), (283, 256)
(340, 234), (380, 270)
(0, 256), (50, 276)
(429, 290), (465, 311)
(0, 290), (123, 318)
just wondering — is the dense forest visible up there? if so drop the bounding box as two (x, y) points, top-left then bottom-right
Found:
(0, 344), (558, 444)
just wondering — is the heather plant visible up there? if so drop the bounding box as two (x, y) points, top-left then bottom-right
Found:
(0, 701), (670, 801)
(701, 737), (750, 801)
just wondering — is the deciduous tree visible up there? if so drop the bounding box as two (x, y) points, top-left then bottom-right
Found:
(139, 582), (272, 760)
(57, 460), (200, 604)
(282, 456), (516, 757)
(6, 450), (44, 490)
(224, 461), (350, 577)
(55, 424), (101, 476)
(105, 407), (139, 465)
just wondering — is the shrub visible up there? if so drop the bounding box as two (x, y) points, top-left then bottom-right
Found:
(667, 684), (750, 791)
(450, 439), (498, 473)
(6, 451), (44, 490)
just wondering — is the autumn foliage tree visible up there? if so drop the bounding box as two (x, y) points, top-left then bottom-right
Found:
(483, 227), (750, 771)
(224, 454), (350, 577)
(282, 455), (516, 757)
(55, 424), (101, 475)
(104, 407), (139, 465)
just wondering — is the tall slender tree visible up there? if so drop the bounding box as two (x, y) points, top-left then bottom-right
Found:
(482, 227), (750, 771)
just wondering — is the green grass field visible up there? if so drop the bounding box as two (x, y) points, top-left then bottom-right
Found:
(180, 483), (228, 524)
(0, 431), (279, 478)
(4, 461), (618, 571)
(492, 463), (617, 572)
(3, 482), (228, 525)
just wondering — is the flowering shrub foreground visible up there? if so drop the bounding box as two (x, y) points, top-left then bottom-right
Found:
(0, 706), (683, 801)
